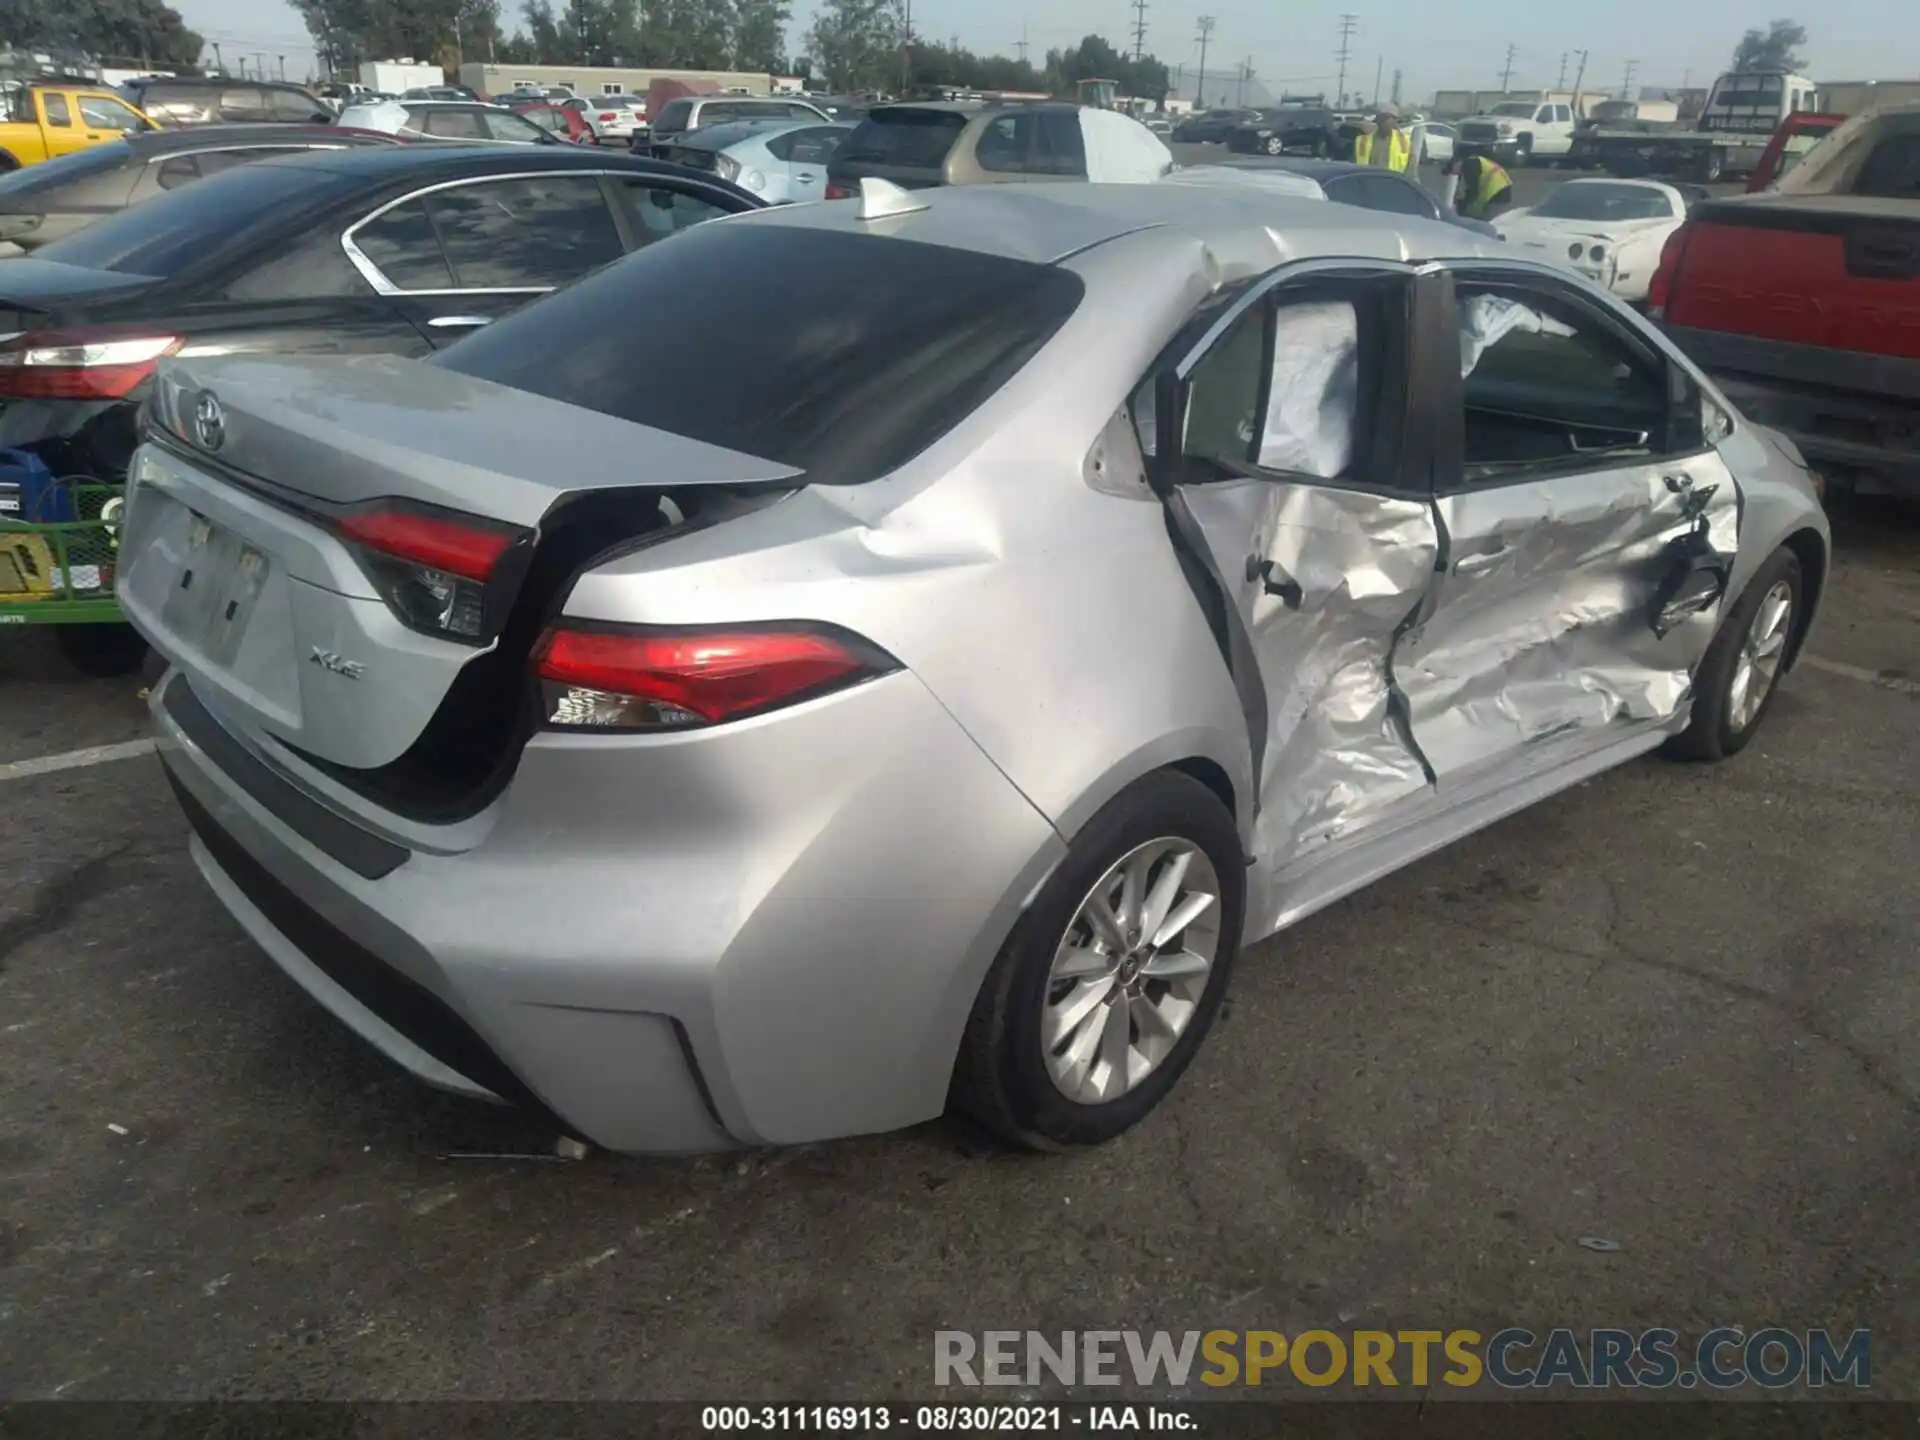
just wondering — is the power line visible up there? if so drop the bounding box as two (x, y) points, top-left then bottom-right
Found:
(1499, 41), (1516, 93)
(1131, 0), (1149, 63)
(1194, 15), (1215, 107)
(1333, 13), (1356, 108)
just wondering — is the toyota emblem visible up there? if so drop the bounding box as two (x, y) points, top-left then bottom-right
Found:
(193, 391), (225, 451)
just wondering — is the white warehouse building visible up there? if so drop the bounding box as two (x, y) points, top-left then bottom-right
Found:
(458, 62), (781, 98)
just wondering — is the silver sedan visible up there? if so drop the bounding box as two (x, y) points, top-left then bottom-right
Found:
(120, 182), (1827, 1154)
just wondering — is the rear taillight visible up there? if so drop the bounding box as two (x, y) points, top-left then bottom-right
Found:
(599, 111), (618, 121)
(824, 180), (855, 200)
(335, 500), (531, 643)
(1646, 222), (1693, 320)
(533, 623), (897, 731)
(0, 331), (182, 399)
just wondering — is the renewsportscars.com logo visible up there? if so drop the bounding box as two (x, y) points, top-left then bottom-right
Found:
(934, 1328), (1872, 1391)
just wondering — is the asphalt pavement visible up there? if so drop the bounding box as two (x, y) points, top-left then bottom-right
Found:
(0, 166), (1915, 1402)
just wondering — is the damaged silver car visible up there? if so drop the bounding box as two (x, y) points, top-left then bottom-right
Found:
(119, 181), (1829, 1153)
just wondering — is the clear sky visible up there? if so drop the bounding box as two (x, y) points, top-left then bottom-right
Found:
(177, 0), (1920, 99)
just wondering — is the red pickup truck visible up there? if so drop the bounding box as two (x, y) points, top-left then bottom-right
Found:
(1653, 104), (1920, 493)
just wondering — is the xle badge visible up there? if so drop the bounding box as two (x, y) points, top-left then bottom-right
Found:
(309, 647), (365, 680)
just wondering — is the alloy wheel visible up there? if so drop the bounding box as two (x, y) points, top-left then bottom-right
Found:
(1041, 839), (1222, 1105)
(1728, 580), (1793, 733)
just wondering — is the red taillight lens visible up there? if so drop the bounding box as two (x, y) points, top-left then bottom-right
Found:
(335, 501), (529, 643)
(1646, 222), (1693, 320)
(599, 111), (618, 121)
(824, 181), (855, 200)
(534, 624), (897, 730)
(0, 331), (182, 399)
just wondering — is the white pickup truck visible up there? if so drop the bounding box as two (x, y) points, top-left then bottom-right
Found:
(1455, 99), (1581, 165)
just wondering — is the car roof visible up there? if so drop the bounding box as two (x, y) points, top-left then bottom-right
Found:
(235, 145), (721, 183)
(737, 177), (1503, 269)
(118, 124), (397, 157)
(1217, 156), (1379, 181)
(869, 100), (990, 116)
(129, 76), (312, 92)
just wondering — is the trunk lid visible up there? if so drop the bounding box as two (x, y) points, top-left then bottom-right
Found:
(1665, 196), (1920, 357)
(119, 353), (800, 779)
(0, 257), (158, 329)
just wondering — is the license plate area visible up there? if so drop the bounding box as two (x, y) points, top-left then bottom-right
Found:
(160, 510), (269, 667)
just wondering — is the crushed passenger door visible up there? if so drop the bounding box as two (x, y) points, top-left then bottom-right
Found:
(1144, 263), (1443, 918)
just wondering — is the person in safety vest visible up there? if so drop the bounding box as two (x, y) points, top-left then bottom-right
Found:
(1445, 152), (1514, 221)
(1353, 106), (1412, 172)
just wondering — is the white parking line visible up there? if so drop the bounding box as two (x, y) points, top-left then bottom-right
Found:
(1803, 655), (1920, 696)
(0, 738), (157, 784)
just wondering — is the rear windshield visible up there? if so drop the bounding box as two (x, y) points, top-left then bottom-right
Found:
(836, 110), (968, 169)
(434, 224), (1084, 484)
(34, 160), (359, 277)
(0, 141), (131, 200)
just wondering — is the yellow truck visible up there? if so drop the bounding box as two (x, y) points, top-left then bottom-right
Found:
(0, 83), (157, 171)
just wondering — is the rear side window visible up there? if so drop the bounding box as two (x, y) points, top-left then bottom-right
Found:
(42, 94), (72, 127)
(418, 108), (485, 139)
(435, 226), (1085, 485)
(975, 113), (1032, 172)
(352, 199), (454, 289)
(481, 110), (552, 144)
(1853, 134), (1920, 199)
(611, 177), (732, 243)
(425, 176), (623, 287)
(221, 87), (269, 122)
(772, 126), (845, 164)
(268, 87), (324, 121)
(654, 99), (693, 133)
(1035, 111), (1086, 176)
(836, 111), (968, 169)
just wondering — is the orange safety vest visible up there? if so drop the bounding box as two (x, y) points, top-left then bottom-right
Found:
(1354, 127), (1411, 171)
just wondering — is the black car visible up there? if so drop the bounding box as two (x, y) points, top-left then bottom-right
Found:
(1208, 156), (1500, 235)
(0, 146), (762, 485)
(1226, 106), (1341, 157)
(1171, 108), (1261, 144)
(119, 76), (335, 126)
(0, 125), (405, 253)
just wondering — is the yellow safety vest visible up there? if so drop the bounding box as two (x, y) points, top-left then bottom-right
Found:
(1354, 127), (1411, 171)
(1465, 157), (1513, 214)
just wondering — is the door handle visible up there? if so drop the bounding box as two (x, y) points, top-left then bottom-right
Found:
(1453, 544), (1507, 575)
(796, 173), (817, 182)
(427, 315), (493, 329)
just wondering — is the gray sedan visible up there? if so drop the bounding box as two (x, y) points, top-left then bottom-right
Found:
(120, 182), (1827, 1154)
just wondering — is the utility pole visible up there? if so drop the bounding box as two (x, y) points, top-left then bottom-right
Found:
(1334, 13), (1357, 108)
(1131, 0), (1149, 63)
(1557, 52), (1568, 88)
(1195, 16), (1215, 108)
(1499, 42), (1516, 95)
(210, 41), (222, 73)
(1391, 68), (1402, 105)
(1236, 57), (1253, 106)
(1015, 26), (1028, 66)
(899, 0), (913, 93)
(1620, 58), (1638, 99)
(1570, 48), (1589, 117)
(1372, 55), (1382, 106)
(277, 55), (286, 80)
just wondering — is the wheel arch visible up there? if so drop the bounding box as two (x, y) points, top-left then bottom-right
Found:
(1048, 729), (1254, 861)
(1778, 525), (1827, 671)
(0, 149), (20, 172)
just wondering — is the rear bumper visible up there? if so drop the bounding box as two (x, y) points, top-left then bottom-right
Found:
(1667, 324), (1920, 492)
(151, 666), (1064, 1152)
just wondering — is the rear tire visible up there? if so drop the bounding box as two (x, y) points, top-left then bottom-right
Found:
(1264, 135), (1285, 155)
(1696, 147), (1724, 183)
(54, 623), (150, 678)
(1666, 547), (1802, 762)
(951, 771), (1245, 1149)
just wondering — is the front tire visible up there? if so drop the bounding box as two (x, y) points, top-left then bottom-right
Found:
(951, 771), (1245, 1149)
(1264, 135), (1285, 155)
(1667, 547), (1802, 762)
